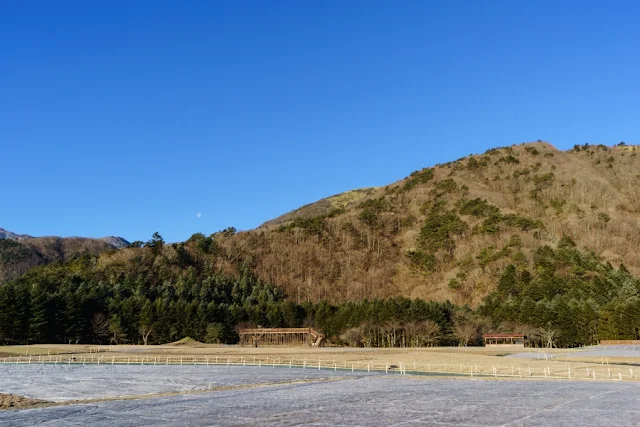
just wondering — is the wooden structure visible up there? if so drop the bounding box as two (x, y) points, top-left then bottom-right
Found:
(238, 328), (325, 347)
(483, 333), (526, 348)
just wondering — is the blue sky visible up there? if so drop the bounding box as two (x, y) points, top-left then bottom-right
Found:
(2, 1), (639, 242)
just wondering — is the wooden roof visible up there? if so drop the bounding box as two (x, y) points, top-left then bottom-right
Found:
(483, 334), (525, 338)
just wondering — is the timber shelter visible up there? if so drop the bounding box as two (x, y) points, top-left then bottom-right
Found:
(483, 333), (526, 348)
(238, 327), (325, 347)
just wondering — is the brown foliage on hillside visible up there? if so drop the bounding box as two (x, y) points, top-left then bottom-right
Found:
(211, 142), (640, 306)
(6, 142), (640, 308)
(0, 237), (117, 284)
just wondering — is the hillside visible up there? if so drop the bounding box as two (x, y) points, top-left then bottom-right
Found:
(0, 231), (129, 285)
(4, 142), (640, 306)
(218, 141), (640, 305)
(2, 141), (640, 347)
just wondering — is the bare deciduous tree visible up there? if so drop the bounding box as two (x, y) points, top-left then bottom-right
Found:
(453, 321), (478, 347)
(540, 327), (557, 348)
(340, 327), (362, 347)
(91, 313), (110, 343)
(139, 324), (153, 345)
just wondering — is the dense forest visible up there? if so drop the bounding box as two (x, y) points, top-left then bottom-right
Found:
(1, 230), (639, 348)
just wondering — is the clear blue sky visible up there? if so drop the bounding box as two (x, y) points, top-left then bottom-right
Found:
(2, 1), (639, 242)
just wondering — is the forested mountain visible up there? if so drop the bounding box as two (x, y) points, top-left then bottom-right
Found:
(231, 141), (640, 305)
(2, 141), (640, 347)
(0, 231), (129, 285)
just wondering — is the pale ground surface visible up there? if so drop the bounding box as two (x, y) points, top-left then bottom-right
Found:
(0, 365), (371, 402)
(1, 368), (640, 427)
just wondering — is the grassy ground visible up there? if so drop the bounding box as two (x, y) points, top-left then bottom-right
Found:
(2, 344), (637, 381)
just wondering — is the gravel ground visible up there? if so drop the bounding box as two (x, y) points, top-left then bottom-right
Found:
(2, 366), (640, 426)
(0, 364), (372, 402)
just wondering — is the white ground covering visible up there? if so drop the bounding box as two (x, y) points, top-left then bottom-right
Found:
(505, 352), (557, 360)
(0, 364), (370, 402)
(2, 372), (640, 426)
(507, 345), (640, 360)
(571, 345), (640, 358)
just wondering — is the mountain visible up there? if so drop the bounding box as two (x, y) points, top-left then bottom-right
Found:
(99, 236), (130, 249)
(3, 141), (640, 347)
(0, 228), (32, 240)
(0, 230), (129, 285)
(213, 141), (640, 305)
(3, 141), (640, 307)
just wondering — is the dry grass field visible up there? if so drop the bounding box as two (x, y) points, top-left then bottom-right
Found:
(3, 344), (639, 381)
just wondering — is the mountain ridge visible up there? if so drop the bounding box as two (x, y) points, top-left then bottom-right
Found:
(3, 141), (640, 347)
(0, 230), (129, 285)
(213, 141), (640, 305)
(3, 141), (640, 306)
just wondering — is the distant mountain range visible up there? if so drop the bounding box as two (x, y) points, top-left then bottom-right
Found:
(0, 228), (32, 240)
(0, 228), (129, 284)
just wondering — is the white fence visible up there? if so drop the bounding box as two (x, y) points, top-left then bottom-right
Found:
(0, 354), (637, 382)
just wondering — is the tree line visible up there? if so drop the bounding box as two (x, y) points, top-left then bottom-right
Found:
(1, 232), (639, 348)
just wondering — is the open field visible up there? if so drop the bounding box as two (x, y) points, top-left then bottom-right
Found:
(2, 367), (640, 426)
(2, 344), (639, 381)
